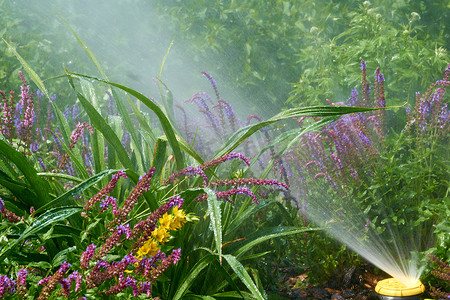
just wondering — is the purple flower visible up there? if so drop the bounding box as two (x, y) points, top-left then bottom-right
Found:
(38, 261), (71, 300)
(201, 152), (250, 170)
(117, 224), (132, 239)
(0, 275), (16, 297)
(99, 196), (118, 215)
(69, 122), (94, 150)
(84, 170), (127, 212)
(17, 268), (28, 297)
(110, 168), (155, 227)
(80, 244), (96, 269)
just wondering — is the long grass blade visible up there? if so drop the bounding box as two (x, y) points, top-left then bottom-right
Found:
(172, 254), (218, 300)
(65, 72), (138, 182)
(222, 254), (265, 300)
(33, 169), (120, 215)
(234, 227), (320, 258)
(215, 105), (387, 158)
(65, 72), (185, 171)
(0, 139), (51, 207)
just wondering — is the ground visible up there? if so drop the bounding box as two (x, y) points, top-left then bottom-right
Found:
(272, 263), (387, 300)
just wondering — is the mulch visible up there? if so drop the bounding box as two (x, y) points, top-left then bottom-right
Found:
(275, 263), (387, 300)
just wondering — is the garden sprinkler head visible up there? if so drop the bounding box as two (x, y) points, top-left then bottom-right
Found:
(375, 278), (425, 300)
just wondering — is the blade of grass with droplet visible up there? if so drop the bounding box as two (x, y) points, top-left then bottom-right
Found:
(222, 254), (265, 300)
(205, 187), (222, 263)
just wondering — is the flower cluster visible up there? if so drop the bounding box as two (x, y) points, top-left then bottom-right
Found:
(0, 72), (44, 155)
(405, 63), (449, 139)
(286, 62), (384, 189)
(16, 268), (28, 298)
(0, 274), (16, 298)
(37, 261), (72, 300)
(210, 178), (289, 191)
(428, 254), (450, 299)
(163, 166), (209, 185)
(58, 122), (94, 169)
(133, 196), (186, 254)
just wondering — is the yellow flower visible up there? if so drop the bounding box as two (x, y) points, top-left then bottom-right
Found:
(173, 206), (186, 220)
(158, 212), (174, 230)
(170, 207), (187, 230)
(136, 238), (159, 259)
(152, 227), (170, 244)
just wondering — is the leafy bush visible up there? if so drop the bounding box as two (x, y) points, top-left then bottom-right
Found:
(283, 61), (449, 283)
(155, 0), (449, 113)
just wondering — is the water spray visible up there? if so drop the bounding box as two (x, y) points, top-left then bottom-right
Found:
(375, 278), (425, 300)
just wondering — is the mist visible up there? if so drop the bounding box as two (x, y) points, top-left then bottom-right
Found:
(4, 0), (278, 121)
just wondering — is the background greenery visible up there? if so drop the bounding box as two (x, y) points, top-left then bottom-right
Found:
(0, 0), (448, 298)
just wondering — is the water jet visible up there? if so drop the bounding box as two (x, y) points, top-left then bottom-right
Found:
(375, 278), (425, 300)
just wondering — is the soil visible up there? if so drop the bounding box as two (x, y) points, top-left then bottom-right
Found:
(273, 263), (387, 300)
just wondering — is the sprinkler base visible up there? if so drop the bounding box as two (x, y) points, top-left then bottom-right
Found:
(375, 278), (425, 300)
(377, 295), (421, 300)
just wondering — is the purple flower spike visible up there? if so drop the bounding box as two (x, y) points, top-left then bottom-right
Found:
(201, 152), (250, 170)
(216, 187), (260, 204)
(80, 244), (96, 269)
(164, 166), (209, 185)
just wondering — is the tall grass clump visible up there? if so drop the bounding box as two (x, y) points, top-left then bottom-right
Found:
(0, 30), (389, 297)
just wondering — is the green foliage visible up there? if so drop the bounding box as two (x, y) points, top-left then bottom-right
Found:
(156, 0), (449, 112)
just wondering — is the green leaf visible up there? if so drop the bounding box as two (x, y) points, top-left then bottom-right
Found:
(151, 138), (167, 185)
(0, 169), (37, 205)
(34, 169), (120, 215)
(0, 206), (83, 262)
(0, 138), (51, 208)
(65, 73), (138, 182)
(215, 105), (386, 158)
